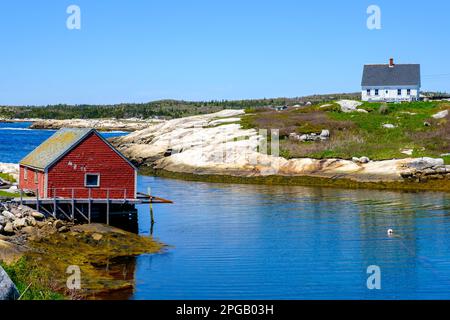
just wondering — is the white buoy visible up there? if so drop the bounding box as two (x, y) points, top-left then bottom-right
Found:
(387, 229), (394, 235)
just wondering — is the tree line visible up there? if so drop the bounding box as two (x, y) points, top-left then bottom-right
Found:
(0, 93), (361, 120)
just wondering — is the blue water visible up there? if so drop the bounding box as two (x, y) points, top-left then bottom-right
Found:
(0, 122), (126, 163)
(135, 179), (450, 300)
(3, 122), (450, 299)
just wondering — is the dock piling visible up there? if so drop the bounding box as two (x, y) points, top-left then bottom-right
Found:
(53, 190), (57, 218)
(88, 188), (92, 224)
(106, 189), (110, 225)
(71, 188), (75, 221)
(36, 188), (40, 212)
(148, 187), (155, 225)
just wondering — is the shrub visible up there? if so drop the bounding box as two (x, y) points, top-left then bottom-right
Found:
(379, 104), (389, 115)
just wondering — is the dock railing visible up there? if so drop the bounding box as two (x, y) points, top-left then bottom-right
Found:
(18, 188), (172, 204)
(48, 187), (131, 200)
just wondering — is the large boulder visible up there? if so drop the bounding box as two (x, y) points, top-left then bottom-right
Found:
(3, 223), (14, 235)
(1, 211), (15, 221)
(336, 100), (363, 113)
(353, 156), (370, 164)
(406, 157), (444, 170)
(53, 220), (64, 230)
(320, 130), (330, 139)
(31, 212), (45, 220)
(0, 266), (19, 300)
(0, 215), (6, 226)
(432, 110), (448, 119)
(12, 218), (27, 230)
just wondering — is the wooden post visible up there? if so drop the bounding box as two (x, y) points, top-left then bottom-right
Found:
(36, 188), (40, 212)
(71, 188), (75, 221)
(148, 187), (155, 225)
(20, 189), (23, 206)
(53, 189), (57, 218)
(88, 188), (92, 224)
(106, 189), (110, 226)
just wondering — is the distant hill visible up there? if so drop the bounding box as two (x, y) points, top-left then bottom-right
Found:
(1, 92), (448, 120)
(0, 93), (361, 120)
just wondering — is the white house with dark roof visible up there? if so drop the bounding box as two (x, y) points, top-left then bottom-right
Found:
(361, 58), (421, 102)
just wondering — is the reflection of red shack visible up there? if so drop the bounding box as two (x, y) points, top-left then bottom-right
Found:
(19, 128), (137, 200)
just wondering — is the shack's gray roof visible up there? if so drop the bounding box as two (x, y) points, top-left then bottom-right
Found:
(20, 128), (136, 171)
(361, 64), (421, 87)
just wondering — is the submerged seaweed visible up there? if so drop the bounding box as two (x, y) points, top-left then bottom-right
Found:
(3, 223), (164, 299)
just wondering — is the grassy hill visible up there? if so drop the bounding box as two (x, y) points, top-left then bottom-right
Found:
(241, 100), (450, 164)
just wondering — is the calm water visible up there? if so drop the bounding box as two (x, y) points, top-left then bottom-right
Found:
(0, 122), (125, 163)
(3, 122), (450, 299)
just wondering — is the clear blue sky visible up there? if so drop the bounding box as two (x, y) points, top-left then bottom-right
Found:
(1, 0), (449, 105)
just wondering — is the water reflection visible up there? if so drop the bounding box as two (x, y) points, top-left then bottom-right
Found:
(90, 256), (137, 300)
(86, 211), (140, 300)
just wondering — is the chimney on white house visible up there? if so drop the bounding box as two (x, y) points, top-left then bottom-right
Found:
(389, 58), (395, 68)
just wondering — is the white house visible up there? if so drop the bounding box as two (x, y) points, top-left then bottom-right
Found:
(361, 58), (421, 102)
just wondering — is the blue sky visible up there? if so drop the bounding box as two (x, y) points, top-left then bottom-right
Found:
(0, 0), (449, 105)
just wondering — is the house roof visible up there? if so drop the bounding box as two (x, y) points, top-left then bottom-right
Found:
(361, 64), (421, 87)
(20, 128), (136, 171)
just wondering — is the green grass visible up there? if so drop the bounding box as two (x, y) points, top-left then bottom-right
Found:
(326, 101), (448, 159)
(443, 155), (450, 165)
(241, 100), (450, 161)
(0, 258), (65, 300)
(0, 173), (16, 183)
(0, 190), (19, 198)
(0, 173), (18, 198)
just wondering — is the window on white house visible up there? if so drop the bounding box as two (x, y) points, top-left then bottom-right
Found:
(398, 89), (402, 96)
(34, 171), (38, 184)
(375, 89), (379, 96)
(407, 89), (411, 95)
(366, 89), (371, 96)
(85, 173), (100, 187)
(24, 168), (28, 180)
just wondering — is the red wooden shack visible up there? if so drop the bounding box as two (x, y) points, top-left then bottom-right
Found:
(19, 128), (137, 200)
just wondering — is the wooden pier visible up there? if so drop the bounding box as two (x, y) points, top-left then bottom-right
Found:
(12, 188), (172, 225)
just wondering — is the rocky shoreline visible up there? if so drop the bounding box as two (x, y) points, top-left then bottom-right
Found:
(4, 109), (450, 189)
(0, 200), (163, 299)
(0, 164), (162, 300)
(29, 118), (159, 132)
(0, 202), (74, 300)
(0, 203), (70, 258)
(1, 118), (160, 132)
(6, 107), (450, 189)
(109, 109), (450, 188)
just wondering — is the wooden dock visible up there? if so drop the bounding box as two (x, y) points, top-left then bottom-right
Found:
(11, 188), (172, 225)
